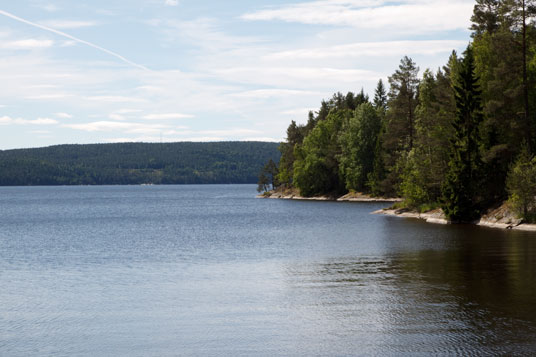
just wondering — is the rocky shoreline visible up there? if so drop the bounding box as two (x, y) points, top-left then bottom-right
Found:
(259, 189), (536, 232)
(258, 189), (402, 202)
(373, 204), (536, 232)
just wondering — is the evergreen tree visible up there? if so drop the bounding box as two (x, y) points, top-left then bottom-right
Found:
(373, 79), (388, 112)
(277, 121), (306, 186)
(501, 0), (536, 151)
(379, 56), (420, 196)
(442, 46), (484, 222)
(257, 173), (270, 193)
(387, 56), (420, 151)
(470, 0), (501, 37)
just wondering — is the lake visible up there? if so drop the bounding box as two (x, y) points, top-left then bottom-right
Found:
(1, 185), (535, 356)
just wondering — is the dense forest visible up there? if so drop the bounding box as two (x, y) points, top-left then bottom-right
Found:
(260, 0), (536, 222)
(0, 142), (280, 185)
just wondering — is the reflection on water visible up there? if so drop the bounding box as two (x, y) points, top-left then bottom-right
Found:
(283, 249), (536, 355)
(1, 185), (536, 356)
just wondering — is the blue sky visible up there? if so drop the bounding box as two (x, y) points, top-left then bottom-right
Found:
(0, 0), (474, 149)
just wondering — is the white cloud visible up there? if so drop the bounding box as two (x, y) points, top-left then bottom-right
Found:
(38, 3), (60, 12)
(165, 0), (179, 6)
(231, 89), (321, 99)
(116, 108), (143, 114)
(85, 95), (145, 103)
(0, 116), (59, 125)
(26, 94), (74, 100)
(198, 128), (261, 136)
(39, 20), (99, 29)
(267, 40), (467, 60)
(215, 67), (381, 87)
(143, 113), (194, 120)
(0, 39), (54, 50)
(281, 108), (314, 116)
(62, 120), (168, 133)
(54, 112), (72, 119)
(32, 118), (59, 125)
(243, 137), (281, 142)
(242, 0), (473, 34)
(109, 113), (125, 121)
(107, 109), (144, 121)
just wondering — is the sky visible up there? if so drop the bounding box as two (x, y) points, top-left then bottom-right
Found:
(0, 0), (475, 149)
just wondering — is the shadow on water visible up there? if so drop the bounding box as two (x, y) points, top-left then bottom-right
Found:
(282, 219), (536, 355)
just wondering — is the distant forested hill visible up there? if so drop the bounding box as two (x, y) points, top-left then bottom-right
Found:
(0, 142), (280, 186)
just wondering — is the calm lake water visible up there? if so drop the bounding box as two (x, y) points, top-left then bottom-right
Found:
(1, 185), (536, 356)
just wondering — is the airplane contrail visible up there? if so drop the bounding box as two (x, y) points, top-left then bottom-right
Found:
(0, 9), (150, 71)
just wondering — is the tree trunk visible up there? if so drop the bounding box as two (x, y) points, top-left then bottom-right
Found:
(522, 0), (531, 152)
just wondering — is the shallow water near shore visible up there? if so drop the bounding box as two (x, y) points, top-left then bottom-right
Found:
(1, 184), (536, 356)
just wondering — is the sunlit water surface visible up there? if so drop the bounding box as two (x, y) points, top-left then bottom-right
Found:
(1, 185), (536, 356)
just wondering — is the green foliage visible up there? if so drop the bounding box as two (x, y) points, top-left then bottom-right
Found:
(0, 142), (280, 186)
(257, 173), (270, 193)
(507, 144), (536, 221)
(293, 110), (346, 196)
(373, 79), (387, 111)
(386, 56), (420, 151)
(379, 56), (420, 196)
(400, 65), (457, 206)
(257, 159), (279, 192)
(400, 150), (430, 209)
(338, 103), (381, 192)
(442, 46), (485, 222)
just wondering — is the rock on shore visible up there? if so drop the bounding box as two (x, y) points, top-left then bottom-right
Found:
(258, 188), (401, 202)
(373, 203), (536, 232)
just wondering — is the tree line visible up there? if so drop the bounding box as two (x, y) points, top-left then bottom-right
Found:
(0, 142), (281, 186)
(259, 0), (536, 222)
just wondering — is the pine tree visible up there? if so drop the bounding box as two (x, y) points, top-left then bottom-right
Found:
(470, 0), (501, 37)
(387, 56), (420, 150)
(442, 46), (484, 222)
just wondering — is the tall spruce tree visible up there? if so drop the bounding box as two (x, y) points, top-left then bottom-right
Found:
(373, 79), (388, 111)
(442, 46), (484, 222)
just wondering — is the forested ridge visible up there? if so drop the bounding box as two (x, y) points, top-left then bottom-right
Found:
(260, 0), (536, 222)
(0, 142), (280, 185)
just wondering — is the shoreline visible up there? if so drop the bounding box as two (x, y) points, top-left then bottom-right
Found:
(257, 190), (402, 203)
(259, 189), (536, 232)
(373, 208), (536, 232)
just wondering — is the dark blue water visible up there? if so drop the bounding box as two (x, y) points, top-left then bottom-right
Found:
(1, 185), (536, 356)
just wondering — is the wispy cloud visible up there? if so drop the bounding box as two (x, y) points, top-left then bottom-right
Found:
(0, 116), (58, 125)
(38, 3), (60, 13)
(0, 9), (149, 70)
(230, 89), (321, 99)
(85, 95), (145, 103)
(242, 0), (473, 34)
(143, 113), (194, 120)
(165, 0), (179, 6)
(26, 94), (74, 100)
(0, 39), (54, 50)
(62, 120), (169, 133)
(281, 108), (314, 116)
(267, 40), (467, 60)
(215, 67), (381, 87)
(39, 20), (99, 29)
(54, 112), (72, 119)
